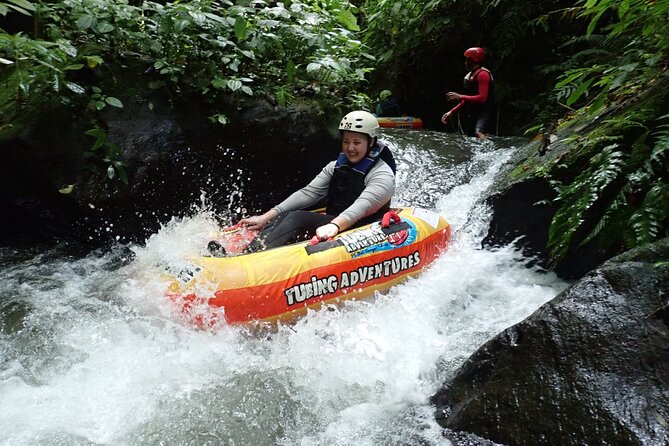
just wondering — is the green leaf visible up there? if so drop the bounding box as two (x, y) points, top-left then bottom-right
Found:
(239, 49), (254, 59)
(58, 184), (75, 194)
(85, 127), (105, 138)
(589, 92), (608, 114)
(241, 85), (253, 96)
(556, 70), (585, 89)
(212, 77), (226, 89)
(175, 19), (190, 32)
(234, 16), (248, 41)
(3, 0), (35, 15)
(76, 15), (96, 31)
(286, 60), (296, 82)
(8, 0), (36, 11)
(227, 79), (242, 91)
(96, 22), (115, 34)
(59, 42), (77, 58)
(84, 55), (104, 68)
(65, 81), (86, 94)
(619, 62), (638, 72)
(0, 57), (13, 65)
(566, 78), (594, 106)
(105, 97), (123, 108)
(336, 9), (360, 31)
(64, 64), (84, 71)
(586, 8), (606, 37)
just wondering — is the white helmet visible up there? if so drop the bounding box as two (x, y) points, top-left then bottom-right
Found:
(338, 110), (379, 139)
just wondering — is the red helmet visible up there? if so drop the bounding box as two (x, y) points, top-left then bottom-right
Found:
(464, 47), (485, 63)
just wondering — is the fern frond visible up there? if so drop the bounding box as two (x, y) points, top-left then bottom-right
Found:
(628, 181), (669, 246)
(592, 145), (625, 189)
(579, 186), (628, 247)
(650, 117), (669, 166)
(491, 10), (528, 60)
(548, 144), (625, 261)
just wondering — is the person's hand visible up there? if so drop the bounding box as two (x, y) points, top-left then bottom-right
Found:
(315, 222), (339, 240)
(238, 215), (268, 230)
(239, 210), (277, 231)
(441, 112), (451, 124)
(446, 92), (462, 102)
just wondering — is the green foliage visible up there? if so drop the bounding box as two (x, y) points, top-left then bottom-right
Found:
(2, 0), (372, 183)
(542, 0), (669, 264)
(362, 0), (448, 65)
(0, 0), (36, 16)
(89, 86), (123, 111)
(547, 141), (625, 260)
(548, 113), (669, 262)
(0, 32), (85, 107)
(35, 0), (370, 108)
(84, 126), (128, 184)
(553, 0), (668, 113)
(2, 0), (372, 109)
(359, 0), (587, 129)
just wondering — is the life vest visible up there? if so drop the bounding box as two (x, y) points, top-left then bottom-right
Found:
(326, 143), (395, 225)
(463, 67), (494, 108)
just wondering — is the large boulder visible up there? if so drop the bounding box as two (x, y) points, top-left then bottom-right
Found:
(432, 238), (669, 446)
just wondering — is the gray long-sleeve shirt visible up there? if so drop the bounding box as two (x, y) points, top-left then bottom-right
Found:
(272, 159), (395, 225)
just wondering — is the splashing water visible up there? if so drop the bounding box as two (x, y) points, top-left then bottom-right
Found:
(0, 130), (567, 445)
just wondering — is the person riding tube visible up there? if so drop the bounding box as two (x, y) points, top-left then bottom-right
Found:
(238, 110), (396, 251)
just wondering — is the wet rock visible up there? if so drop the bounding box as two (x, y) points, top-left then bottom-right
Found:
(432, 238), (669, 446)
(442, 428), (507, 446)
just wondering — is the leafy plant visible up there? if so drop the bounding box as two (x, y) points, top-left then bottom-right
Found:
(0, 0), (36, 16)
(89, 86), (123, 111)
(540, 0), (669, 264)
(552, 0), (668, 114)
(26, 0), (372, 109)
(84, 126), (128, 184)
(547, 113), (669, 262)
(2, 0), (374, 184)
(0, 32), (84, 108)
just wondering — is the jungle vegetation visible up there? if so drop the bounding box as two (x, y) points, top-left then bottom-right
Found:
(1, 0), (668, 264)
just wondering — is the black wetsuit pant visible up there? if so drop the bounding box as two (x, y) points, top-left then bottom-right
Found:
(464, 104), (493, 136)
(245, 210), (334, 252)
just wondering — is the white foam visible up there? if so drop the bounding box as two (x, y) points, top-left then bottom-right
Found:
(0, 135), (567, 445)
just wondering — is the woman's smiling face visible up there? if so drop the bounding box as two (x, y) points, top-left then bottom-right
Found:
(341, 131), (370, 164)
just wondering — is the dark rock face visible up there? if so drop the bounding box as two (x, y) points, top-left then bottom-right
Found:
(0, 92), (340, 247)
(482, 175), (615, 279)
(432, 238), (669, 446)
(443, 429), (508, 446)
(482, 177), (558, 263)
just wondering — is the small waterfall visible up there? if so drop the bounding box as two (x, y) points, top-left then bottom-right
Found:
(0, 130), (567, 445)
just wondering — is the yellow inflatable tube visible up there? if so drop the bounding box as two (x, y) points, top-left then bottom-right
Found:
(165, 207), (451, 325)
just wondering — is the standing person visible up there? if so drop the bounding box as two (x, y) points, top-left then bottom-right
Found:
(238, 110), (396, 251)
(441, 47), (494, 139)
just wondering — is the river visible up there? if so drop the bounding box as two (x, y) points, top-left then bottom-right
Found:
(0, 129), (567, 445)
